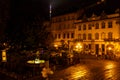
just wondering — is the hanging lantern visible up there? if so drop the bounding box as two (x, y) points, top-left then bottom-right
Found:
(2, 50), (7, 62)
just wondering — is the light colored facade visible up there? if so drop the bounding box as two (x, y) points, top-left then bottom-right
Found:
(51, 12), (78, 48)
(74, 11), (120, 55)
(50, 9), (120, 56)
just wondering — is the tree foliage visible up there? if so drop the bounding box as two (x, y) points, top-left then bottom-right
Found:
(5, 15), (54, 51)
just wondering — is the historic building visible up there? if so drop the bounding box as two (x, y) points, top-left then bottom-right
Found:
(47, 8), (120, 56)
(74, 9), (120, 56)
(50, 12), (78, 49)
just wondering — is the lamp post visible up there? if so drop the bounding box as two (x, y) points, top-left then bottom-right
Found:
(75, 43), (83, 53)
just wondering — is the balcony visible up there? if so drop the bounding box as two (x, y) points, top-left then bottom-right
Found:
(104, 38), (120, 42)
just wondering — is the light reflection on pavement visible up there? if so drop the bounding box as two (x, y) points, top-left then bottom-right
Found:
(49, 60), (120, 80)
(103, 61), (120, 80)
(66, 65), (89, 80)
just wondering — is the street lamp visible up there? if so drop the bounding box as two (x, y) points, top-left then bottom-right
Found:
(74, 43), (83, 52)
(54, 44), (58, 49)
(107, 45), (114, 54)
(108, 47), (112, 51)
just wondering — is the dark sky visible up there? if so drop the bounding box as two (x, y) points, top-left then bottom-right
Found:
(0, 0), (119, 36)
(52, 0), (119, 16)
(11, 0), (119, 20)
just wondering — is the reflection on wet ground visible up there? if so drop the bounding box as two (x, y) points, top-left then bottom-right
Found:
(49, 60), (120, 80)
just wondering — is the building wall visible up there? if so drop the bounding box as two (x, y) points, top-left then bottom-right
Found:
(51, 12), (77, 47)
(50, 10), (120, 56)
(75, 13), (120, 55)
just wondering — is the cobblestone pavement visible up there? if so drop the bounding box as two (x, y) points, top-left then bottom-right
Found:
(1, 59), (120, 80)
(49, 59), (120, 80)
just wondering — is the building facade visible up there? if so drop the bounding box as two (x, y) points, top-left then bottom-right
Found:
(49, 9), (120, 56)
(51, 12), (78, 49)
(75, 10), (120, 55)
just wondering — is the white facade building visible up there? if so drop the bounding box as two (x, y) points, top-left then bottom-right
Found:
(49, 9), (120, 56)
(74, 10), (120, 55)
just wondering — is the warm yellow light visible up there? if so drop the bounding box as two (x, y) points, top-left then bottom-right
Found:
(2, 50), (7, 62)
(105, 63), (114, 69)
(76, 43), (82, 49)
(108, 47), (112, 50)
(75, 45), (78, 48)
(104, 62), (116, 79)
(68, 65), (89, 79)
(2, 57), (7, 61)
(79, 45), (82, 48)
(54, 44), (58, 48)
(74, 43), (83, 52)
(27, 59), (45, 64)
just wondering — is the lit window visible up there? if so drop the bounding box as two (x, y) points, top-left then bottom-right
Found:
(95, 33), (99, 40)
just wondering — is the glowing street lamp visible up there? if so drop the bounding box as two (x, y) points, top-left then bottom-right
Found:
(75, 43), (82, 49)
(54, 44), (58, 49)
(107, 44), (114, 55)
(108, 47), (112, 51)
(74, 43), (83, 52)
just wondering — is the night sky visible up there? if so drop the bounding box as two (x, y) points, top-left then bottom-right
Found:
(0, 0), (119, 29)
(11, 0), (119, 20)
(0, 0), (119, 41)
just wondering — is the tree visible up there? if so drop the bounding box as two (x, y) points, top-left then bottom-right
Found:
(5, 15), (54, 51)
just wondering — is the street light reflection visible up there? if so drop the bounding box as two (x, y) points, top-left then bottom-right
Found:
(104, 62), (116, 79)
(68, 65), (89, 79)
(105, 62), (115, 69)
